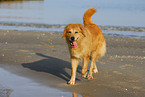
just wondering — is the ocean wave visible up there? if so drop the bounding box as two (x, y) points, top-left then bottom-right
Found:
(0, 23), (145, 32)
(0, 23), (145, 39)
(100, 26), (145, 32)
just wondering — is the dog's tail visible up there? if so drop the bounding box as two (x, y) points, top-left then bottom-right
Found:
(83, 8), (97, 26)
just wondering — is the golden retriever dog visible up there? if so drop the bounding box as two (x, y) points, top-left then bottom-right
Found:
(62, 8), (106, 85)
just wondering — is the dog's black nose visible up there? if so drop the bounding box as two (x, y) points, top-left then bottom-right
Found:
(71, 37), (75, 41)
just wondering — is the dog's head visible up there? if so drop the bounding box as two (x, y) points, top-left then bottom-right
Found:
(62, 24), (86, 47)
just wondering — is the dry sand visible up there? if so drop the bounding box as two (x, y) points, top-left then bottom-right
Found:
(0, 30), (145, 97)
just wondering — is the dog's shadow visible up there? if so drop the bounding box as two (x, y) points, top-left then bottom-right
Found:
(22, 53), (81, 82)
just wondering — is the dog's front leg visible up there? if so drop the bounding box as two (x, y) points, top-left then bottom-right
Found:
(68, 57), (79, 85)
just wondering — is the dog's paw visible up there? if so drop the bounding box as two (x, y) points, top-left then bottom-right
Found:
(87, 75), (93, 80)
(81, 72), (87, 78)
(92, 68), (98, 74)
(68, 80), (75, 85)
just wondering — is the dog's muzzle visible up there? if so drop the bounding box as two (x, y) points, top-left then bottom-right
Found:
(69, 37), (78, 47)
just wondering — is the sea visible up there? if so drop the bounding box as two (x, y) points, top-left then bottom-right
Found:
(0, 0), (145, 39)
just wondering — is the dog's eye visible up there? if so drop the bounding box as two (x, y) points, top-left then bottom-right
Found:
(75, 32), (78, 33)
(68, 31), (71, 33)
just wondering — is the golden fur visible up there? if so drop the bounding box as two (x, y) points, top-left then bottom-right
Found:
(62, 8), (106, 85)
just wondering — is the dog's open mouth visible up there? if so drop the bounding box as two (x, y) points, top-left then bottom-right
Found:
(70, 41), (77, 47)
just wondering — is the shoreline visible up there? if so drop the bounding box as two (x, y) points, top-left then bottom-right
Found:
(0, 24), (145, 39)
(0, 30), (145, 97)
(1, 22), (145, 31)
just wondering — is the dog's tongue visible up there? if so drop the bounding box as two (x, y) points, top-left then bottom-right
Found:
(71, 41), (77, 47)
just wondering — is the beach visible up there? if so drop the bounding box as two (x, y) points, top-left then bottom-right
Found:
(0, 30), (145, 97)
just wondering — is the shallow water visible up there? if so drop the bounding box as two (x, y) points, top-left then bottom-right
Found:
(0, 0), (145, 27)
(0, 67), (80, 97)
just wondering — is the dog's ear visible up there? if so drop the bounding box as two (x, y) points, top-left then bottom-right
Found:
(79, 24), (87, 37)
(62, 25), (69, 39)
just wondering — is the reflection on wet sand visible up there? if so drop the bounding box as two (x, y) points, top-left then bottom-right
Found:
(0, 0), (23, 4)
(0, 0), (44, 24)
(73, 92), (88, 97)
(0, 0), (43, 6)
(0, 0), (43, 3)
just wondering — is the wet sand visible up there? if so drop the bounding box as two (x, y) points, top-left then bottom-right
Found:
(0, 30), (145, 97)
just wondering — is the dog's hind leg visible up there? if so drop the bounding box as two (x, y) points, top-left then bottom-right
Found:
(82, 55), (90, 78)
(92, 57), (98, 74)
(92, 64), (98, 73)
(87, 53), (99, 79)
(87, 59), (95, 79)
